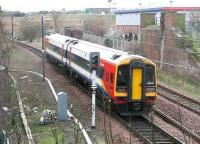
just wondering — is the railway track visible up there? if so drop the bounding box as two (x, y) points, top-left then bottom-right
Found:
(73, 81), (183, 143)
(154, 108), (200, 143)
(15, 41), (42, 57)
(75, 83), (185, 143)
(122, 116), (182, 144)
(16, 41), (200, 144)
(158, 84), (200, 115)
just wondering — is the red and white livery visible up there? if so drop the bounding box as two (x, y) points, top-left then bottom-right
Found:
(45, 33), (157, 116)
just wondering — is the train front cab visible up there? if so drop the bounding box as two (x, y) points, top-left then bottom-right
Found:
(115, 59), (157, 116)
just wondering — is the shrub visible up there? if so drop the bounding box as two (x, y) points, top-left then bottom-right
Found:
(104, 38), (113, 48)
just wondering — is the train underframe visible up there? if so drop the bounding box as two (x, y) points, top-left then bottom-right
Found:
(114, 101), (153, 116)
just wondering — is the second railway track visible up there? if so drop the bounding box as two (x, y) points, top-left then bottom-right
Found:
(158, 84), (200, 115)
(154, 108), (200, 143)
(123, 116), (182, 144)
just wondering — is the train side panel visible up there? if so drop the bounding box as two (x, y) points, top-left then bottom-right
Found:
(100, 59), (116, 99)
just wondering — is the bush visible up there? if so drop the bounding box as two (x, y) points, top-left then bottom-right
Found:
(20, 18), (40, 42)
(128, 32), (133, 41)
(84, 16), (107, 37)
(104, 38), (113, 48)
(176, 14), (185, 33)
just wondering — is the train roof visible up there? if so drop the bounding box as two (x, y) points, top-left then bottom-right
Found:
(46, 33), (153, 65)
(46, 33), (77, 44)
(78, 40), (147, 64)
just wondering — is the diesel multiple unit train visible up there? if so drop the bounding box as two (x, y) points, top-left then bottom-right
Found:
(44, 33), (157, 116)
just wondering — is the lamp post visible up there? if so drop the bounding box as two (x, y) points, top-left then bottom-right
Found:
(11, 16), (14, 40)
(169, 0), (173, 27)
(108, 0), (114, 48)
(41, 16), (45, 81)
(108, 0), (112, 27)
(138, 2), (142, 55)
(169, 0), (173, 8)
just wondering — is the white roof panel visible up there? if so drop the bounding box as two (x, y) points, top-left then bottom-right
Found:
(46, 33), (149, 65)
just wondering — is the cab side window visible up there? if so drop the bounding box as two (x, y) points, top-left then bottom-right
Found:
(97, 66), (104, 79)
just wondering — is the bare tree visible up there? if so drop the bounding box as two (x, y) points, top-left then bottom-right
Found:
(50, 10), (61, 32)
(0, 11), (20, 143)
(20, 17), (40, 42)
(84, 17), (107, 36)
(0, 20), (12, 68)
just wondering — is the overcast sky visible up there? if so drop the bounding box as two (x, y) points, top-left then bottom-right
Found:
(0, 0), (200, 12)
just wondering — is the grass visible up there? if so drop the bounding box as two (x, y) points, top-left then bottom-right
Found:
(192, 39), (200, 63)
(39, 134), (64, 144)
(31, 38), (42, 49)
(10, 43), (76, 143)
(27, 108), (66, 144)
(182, 35), (200, 63)
(157, 70), (200, 99)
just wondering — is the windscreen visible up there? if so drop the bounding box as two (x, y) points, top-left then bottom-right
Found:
(145, 65), (155, 86)
(117, 65), (128, 87)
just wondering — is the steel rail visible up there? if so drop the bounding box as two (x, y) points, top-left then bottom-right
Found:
(15, 41), (42, 57)
(154, 108), (200, 143)
(128, 116), (182, 144)
(158, 84), (200, 115)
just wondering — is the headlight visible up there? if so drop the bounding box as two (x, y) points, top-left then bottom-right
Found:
(146, 87), (156, 92)
(116, 87), (127, 93)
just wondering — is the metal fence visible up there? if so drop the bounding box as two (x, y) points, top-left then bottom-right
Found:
(83, 33), (139, 53)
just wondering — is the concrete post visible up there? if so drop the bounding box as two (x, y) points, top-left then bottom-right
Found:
(91, 70), (97, 128)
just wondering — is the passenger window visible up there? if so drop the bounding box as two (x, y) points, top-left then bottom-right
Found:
(98, 66), (104, 79)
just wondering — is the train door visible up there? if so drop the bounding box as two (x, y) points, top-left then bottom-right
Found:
(132, 68), (142, 100)
(105, 71), (111, 95)
(109, 73), (114, 95)
(129, 61), (144, 102)
(44, 38), (49, 50)
(104, 71), (114, 97)
(67, 46), (72, 65)
(61, 44), (64, 62)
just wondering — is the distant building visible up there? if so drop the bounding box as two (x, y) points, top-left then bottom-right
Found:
(85, 8), (117, 14)
(115, 7), (200, 34)
(85, 8), (110, 14)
